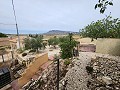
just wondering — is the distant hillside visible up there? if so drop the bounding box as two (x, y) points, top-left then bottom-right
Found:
(44, 30), (79, 35)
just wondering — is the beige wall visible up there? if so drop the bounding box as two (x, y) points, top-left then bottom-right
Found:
(77, 38), (97, 45)
(96, 38), (120, 56)
(18, 53), (48, 88)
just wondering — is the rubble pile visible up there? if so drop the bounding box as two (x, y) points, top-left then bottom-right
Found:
(87, 57), (120, 90)
(59, 58), (90, 90)
(24, 59), (71, 90)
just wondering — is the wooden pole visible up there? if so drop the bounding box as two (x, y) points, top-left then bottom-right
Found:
(57, 58), (59, 90)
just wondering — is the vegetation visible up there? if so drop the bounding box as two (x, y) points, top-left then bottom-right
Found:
(64, 59), (71, 66)
(24, 34), (45, 51)
(80, 16), (120, 40)
(0, 32), (8, 37)
(29, 34), (43, 38)
(59, 33), (77, 59)
(48, 36), (59, 48)
(95, 0), (113, 13)
(24, 38), (31, 50)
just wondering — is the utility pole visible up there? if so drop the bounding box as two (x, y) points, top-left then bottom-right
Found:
(12, 0), (20, 48)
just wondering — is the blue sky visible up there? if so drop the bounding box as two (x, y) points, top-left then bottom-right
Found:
(0, 0), (120, 34)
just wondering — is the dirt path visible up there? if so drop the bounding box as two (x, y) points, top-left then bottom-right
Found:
(60, 52), (92, 90)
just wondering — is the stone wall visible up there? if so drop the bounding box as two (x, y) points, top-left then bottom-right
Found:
(18, 53), (48, 88)
(96, 38), (120, 56)
(79, 44), (96, 52)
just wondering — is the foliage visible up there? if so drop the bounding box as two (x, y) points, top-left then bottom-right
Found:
(24, 35), (44, 51)
(64, 59), (71, 66)
(48, 36), (59, 48)
(59, 33), (77, 59)
(24, 38), (31, 50)
(0, 33), (8, 37)
(29, 34), (43, 38)
(59, 36), (70, 44)
(31, 37), (43, 50)
(80, 16), (120, 39)
(95, 0), (113, 13)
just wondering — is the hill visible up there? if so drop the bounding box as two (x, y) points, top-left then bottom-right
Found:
(44, 30), (79, 35)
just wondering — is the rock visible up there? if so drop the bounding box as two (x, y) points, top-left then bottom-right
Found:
(62, 80), (65, 86)
(101, 76), (112, 85)
(96, 87), (106, 90)
(87, 57), (120, 89)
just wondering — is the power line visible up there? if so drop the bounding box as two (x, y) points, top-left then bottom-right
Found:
(0, 23), (15, 25)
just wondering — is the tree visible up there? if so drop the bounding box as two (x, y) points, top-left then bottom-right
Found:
(59, 33), (77, 59)
(80, 16), (120, 39)
(24, 35), (43, 51)
(48, 36), (59, 48)
(95, 0), (113, 13)
(24, 37), (31, 50)
(0, 33), (8, 37)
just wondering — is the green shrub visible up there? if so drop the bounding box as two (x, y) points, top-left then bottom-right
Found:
(64, 59), (71, 66)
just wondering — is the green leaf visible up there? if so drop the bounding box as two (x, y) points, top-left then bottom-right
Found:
(98, 3), (103, 7)
(105, 1), (108, 4)
(95, 4), (98, 9)
(100, 8), (105, 14)
(109, 2), (113, 5)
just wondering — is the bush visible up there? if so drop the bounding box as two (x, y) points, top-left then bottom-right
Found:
(0, 33), (8, 37)
(64, 59), (71, 66)
(22, 53), (27, 57)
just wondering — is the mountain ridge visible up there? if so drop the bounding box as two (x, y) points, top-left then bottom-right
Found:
(44, 30), (79, 35)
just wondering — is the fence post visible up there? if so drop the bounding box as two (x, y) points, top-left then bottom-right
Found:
(57, 58), (59, 90)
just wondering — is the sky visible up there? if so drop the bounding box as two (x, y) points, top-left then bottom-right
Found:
(0, 0), (120, 34)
